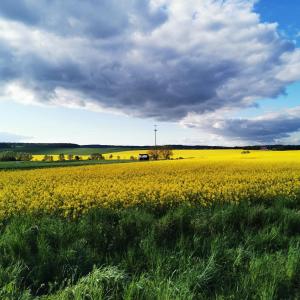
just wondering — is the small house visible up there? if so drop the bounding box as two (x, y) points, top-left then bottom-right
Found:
(138, 154), (150, 161)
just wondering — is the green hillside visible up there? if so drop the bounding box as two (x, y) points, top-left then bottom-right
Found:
(0, 143), (133, 155)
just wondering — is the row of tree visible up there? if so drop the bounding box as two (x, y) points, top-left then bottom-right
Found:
(0, 148), (174, 162)
(147, 147), (174, 160)
(43, 154), (82, 162)
(0, 151), (32, 161)
(42, 153), (106, 162)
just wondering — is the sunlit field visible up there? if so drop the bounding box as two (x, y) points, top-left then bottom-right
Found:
(1, 150), (300, 219)
(32, 149), (300, 162)
(1, 150), (300, 299)
(103, 149), (300, 161)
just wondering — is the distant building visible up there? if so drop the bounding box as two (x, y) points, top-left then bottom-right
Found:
(260, 146), (269, 151)
(138, 154), (150, 161)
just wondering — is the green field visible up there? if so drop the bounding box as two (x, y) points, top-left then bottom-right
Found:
(0, 159), (133, 170)
(33, 147), (134, 155)
(0, 144), (138, 170)
(1, 146), (129, 155)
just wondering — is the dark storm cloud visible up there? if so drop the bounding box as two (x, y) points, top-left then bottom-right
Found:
(213, 117), (300, 143)
(109, 58), (242, 120)
(0, 0), (300, 143)
(185, 107), (300, 144)
(0, 0), (167, 38)
(0, 0), (38, 24)
(0, 45), (17, 80)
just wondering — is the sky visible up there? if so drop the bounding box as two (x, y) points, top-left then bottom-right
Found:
(0, 0), (300, 146)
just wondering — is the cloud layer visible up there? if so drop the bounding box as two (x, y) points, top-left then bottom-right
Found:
(183, 106), (300, 144)
(0, 0), (300, 142)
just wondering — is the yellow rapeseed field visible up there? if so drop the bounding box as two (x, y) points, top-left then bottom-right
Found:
(1, 150), (300, 219)
(103, 149), (300, 161)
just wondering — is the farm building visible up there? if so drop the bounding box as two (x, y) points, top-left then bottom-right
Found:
(138, 154), (150, 161)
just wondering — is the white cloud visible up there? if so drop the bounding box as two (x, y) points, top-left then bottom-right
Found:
(0, 0), (300, 143)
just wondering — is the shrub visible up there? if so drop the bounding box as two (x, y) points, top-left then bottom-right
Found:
(0, 151), (16, 161)
(241, 150), (251, 154)
(58, 154), (65, 161)
(0, 151), (32, 162)
(89, 153), (105, 160)
(67, 154), (74, 161)
(147, 147), (174, 160)
(42, 155), (53, 162)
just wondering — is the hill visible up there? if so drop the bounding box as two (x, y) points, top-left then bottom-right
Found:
(1, 143), (300, 156)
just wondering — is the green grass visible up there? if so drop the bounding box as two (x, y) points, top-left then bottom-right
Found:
(1, 146), (128, 155)
(31, 147), (128, 155)
(0, 159), (134, 170)
(0, 198), (299, 299)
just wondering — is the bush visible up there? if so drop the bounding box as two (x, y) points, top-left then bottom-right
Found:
(89, 153), (105, 160)
(67, 154), (74, 161)
(147, 147), (173, 160)
(0, 151), (16, 161)
(58, 153), (65, 161)
(0, 151), (32, 162)
(16, 152), (33, 161)
(241, 150), (251, 154)
(42, 155), (53, 162)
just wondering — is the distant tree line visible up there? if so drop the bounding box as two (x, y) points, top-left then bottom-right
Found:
(2, 143), (300, 152)
(243, 145), (300, 151)
(41, 153), (106, 162)
(42, 154), (82, 162)
(0, 143), (79, 150)
(0, 151), (32, 161)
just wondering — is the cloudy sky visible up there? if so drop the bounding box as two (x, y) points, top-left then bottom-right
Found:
(0, 0), (300, 145)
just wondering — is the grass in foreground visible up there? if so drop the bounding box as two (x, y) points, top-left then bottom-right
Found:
(0, 198), (299, 299)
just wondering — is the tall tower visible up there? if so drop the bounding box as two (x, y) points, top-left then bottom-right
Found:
(154, 125), (158, 148)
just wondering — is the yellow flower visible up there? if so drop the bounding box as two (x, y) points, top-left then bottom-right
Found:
(2, 150), (300, 218)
